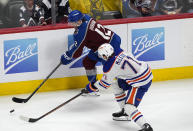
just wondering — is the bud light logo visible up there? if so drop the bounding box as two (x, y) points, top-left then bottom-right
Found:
(4, 38), (38, 74)
(132, 27), (165, 61)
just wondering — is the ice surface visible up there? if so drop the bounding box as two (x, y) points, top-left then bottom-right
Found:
(0, 79), (193, 131)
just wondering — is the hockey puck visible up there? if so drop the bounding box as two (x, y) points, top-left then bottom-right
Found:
(10, 109), (15, 113)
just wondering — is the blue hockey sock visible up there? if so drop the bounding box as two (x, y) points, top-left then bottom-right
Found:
(86, 68), (97, 82)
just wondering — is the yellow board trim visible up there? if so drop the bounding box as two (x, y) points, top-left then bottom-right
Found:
(1, 66), (193, 96)
(151, 66), (193, 81)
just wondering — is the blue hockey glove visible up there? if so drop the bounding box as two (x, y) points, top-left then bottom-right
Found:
(60, 51), (72, 65)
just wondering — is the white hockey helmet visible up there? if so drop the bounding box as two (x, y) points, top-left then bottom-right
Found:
(98, 43), (114, 61)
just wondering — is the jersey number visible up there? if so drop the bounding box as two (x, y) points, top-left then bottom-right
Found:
(95, 24), (112, 40)
(121, 56), (141, 74)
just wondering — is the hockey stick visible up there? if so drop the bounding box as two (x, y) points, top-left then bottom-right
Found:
(20, 91), (83, 123)
(12, 62), (62, 103)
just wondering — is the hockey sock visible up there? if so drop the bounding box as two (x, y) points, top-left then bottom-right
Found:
(111, 81), (126, 109)
(114, 92), (126, 109)
(86, 68), (97, 82)
(124, 104), (147, 128)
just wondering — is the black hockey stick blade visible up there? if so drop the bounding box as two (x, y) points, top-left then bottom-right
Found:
(12, 97), (27, 103)
(19, 92), (83, 123)
(20, 115), (39, 123)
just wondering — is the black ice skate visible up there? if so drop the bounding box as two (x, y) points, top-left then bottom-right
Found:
(112, 108), (131, 121)
(138, 123), (153, 131)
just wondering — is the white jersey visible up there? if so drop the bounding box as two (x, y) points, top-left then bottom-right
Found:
(94, 51), (153, 89)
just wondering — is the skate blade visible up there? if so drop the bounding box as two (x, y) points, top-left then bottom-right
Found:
(113, 116), (131, 121)
(81, 94), (100, 97)
(81, 92), (100, 97)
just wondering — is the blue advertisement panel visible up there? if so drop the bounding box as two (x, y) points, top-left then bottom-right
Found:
(132, 27), (165, 61)
(3, 38), (38, 74)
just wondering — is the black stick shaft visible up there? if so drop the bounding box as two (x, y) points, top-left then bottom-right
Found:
(26, 62), (62, 101)
(29, 92), (83, 122)
(13, 62), (62, 103)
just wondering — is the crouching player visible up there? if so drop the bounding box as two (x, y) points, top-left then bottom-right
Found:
(82, 43), (153, 131)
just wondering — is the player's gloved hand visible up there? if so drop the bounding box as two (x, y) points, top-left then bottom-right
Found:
(83, 82), (98, 93)
(60, 51), (72, 65)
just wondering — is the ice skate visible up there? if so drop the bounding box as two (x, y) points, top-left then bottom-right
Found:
(112, 108), (131, 121)
(138, 123), (153, 131)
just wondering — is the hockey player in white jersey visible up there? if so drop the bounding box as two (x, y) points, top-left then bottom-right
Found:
(82, 43), (153, 131)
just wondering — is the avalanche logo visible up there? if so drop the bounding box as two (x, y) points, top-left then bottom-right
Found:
(132, 27), (165, 61)
(68, 35), (101, 68)
(4, 38), (38, 74)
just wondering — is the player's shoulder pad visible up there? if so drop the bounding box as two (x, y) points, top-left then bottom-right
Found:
(77, 15), (91, 32)
(74, 15), (92, 44)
